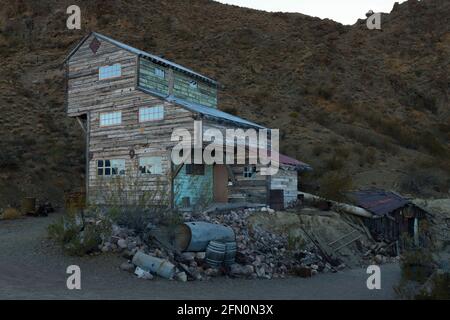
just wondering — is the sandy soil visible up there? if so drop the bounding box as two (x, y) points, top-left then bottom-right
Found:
(0, 212), (401, 300)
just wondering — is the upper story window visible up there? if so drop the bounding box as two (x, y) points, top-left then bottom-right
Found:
(97, 159), (125, 176)
(100, 111), (122, 126)
(139, 156), (163, 175)
(243, 165), (256, 178)
(99, 64), (121, 80)
(154, 68), (165, 79)
(139, 105), (164, 122)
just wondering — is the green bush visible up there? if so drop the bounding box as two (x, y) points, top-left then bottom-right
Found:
(47, 211), (107, 256)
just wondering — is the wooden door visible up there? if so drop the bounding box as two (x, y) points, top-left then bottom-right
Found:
(269, 189), (284, 210)
(214, 165), (228, 203)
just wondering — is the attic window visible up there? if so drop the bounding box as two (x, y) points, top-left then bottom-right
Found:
(99, 64), (121, 80)
(89, 38), (101, 54)
(154, 68), (165, 78)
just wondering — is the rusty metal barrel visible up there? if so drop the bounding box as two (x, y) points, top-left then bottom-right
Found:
(173, 221), (235, 252)
(205, 241), (226, 268)
(21, 197), (36, 215)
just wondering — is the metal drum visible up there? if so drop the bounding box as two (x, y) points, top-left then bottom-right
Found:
(205, 241), (226, 268)
(224, 241), (237, 266)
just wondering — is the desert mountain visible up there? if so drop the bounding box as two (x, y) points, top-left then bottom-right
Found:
(0, 0), (448, 206)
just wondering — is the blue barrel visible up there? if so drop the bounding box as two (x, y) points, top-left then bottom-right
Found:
(205, 241), (226, 268)
(224, 241), (237, 266)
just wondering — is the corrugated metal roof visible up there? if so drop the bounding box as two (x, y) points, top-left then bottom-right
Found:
(278, 153), (312, 171)
(348, 189), (410, 216)
(64, 32), (217, 85)
(166, 95), (266, 129)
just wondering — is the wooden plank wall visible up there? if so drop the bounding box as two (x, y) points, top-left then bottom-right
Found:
(270, 168), (298, 207)
(67, 35), (196, 204)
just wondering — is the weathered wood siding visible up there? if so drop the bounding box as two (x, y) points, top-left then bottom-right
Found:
(138, 59), (170, 96)
(173, 71), (217, 108)
(66, 34), (271, 207)
(271, 168), (298, 207)
(66, 34), (197, 203)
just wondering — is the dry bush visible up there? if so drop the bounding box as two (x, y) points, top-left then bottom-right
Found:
(319, 172), (353, 202)
(1, 208), (22, 220)
(47, 209), (108, 256)
(94, 166), (180, 234)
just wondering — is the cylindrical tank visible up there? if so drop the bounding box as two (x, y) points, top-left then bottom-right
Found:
(132, 251), (176, 279)
(173, 221), (235, 252)
(223, 241), (237, 266)
(205, 241), (226, 268)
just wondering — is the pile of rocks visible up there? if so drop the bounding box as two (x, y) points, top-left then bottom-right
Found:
(102, 206), (336, 281)
(181, 207), (333, 279)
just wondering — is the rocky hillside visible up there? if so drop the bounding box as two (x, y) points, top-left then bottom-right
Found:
(0, 0), (448, 207)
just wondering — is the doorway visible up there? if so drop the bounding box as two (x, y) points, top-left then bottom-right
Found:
(213, 164), (228, 203)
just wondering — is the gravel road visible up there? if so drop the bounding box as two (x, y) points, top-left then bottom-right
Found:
(0, 213), (401, 300)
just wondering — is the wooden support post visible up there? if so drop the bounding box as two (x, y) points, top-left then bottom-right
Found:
(85, 112), (90, 206)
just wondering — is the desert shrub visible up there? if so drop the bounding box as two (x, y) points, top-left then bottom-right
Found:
(312, 145), (324, 157)
(319, 172), (353, 202)
(415, 273), (450, 300)
(95, 168), (181, 233)
(400, 247), (435, 283)
(400, 167), (447, 195)
(316, 85), (333, 100)
(47, 210), (107, 256)
(289, 112), (299, 119)
(324, 155), (344, 171)
(1, 208), (22, 220)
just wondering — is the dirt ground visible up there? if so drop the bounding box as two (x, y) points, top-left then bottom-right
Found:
(0, 212), (401, 300)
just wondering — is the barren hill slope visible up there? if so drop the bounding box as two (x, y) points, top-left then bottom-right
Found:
(0, 0), (448, 207)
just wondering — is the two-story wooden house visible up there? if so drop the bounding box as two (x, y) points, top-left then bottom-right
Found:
(64, 32), (311, 210)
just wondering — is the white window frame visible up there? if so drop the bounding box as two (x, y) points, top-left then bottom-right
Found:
(139, 156), (163, 175)
(97, 159), (126, 177)
(99, 63), (121, 80)
(154, 68), (165, 79)
(139, 105), (164, 122)
(243, 165), (257, 178)
(100, 111), (122, 126)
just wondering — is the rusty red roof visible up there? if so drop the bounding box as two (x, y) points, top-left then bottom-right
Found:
(348, 189), (410, 216)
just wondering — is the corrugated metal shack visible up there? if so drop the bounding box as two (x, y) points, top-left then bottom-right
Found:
(348, 189), (429, 249)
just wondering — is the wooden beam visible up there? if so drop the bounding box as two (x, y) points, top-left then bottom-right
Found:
(85, 112), (90, 205)
(76, 116), (87, 134)
(172, 163), (184, 179)
(225, 164), (236, 183)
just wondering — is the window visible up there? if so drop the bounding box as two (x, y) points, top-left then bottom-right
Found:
(243, 165), (256, 178)
(139, 156), (163, 175)
(97, 159), (125, 176)
(139, 105), (164, 122)
(99, 64), (121, 80)
(189, 80), (198, 89)
(186, 164), (204, 175)
(154, 68), (165, 78)
(100, 111), (122, 126)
